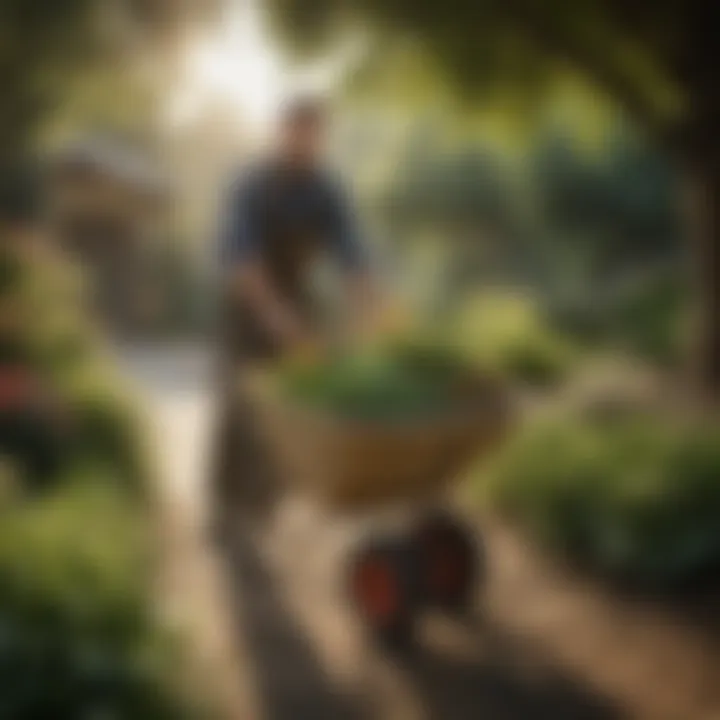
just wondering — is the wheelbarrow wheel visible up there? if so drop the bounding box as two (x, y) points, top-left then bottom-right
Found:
(347, 536), (418, 649)
(414, 511), (484, 615)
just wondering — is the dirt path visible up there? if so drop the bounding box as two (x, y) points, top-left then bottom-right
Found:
(117, 343), (261, 717)
(120, 344), (720, 720)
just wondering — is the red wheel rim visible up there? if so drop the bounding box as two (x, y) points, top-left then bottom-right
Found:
(352, 556), (399, 623)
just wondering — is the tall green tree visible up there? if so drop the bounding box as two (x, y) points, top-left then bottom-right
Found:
(0, 1), (98, 162)
(268, 0), (720, 401)
(0, 1), (215, 164)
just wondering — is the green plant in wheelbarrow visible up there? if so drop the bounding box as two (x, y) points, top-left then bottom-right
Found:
(271, 339), (507, 646)
(278, 339), (484, 420)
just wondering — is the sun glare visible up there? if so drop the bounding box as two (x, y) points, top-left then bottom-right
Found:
(190, 1), (279, 128)
(167, 0), (357, 136)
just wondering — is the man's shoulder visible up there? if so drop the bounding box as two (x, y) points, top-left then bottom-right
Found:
(225, 160), (346, 199)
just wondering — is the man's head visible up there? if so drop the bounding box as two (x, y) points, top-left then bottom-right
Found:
(277, 95), (328, 168)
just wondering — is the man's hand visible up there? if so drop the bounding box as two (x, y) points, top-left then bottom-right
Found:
(286, 336), (323, 366)
(233, 263), (308, 350)
(347, 275), (412, 344)
(264, 301), (307, 349)
(376, 301), (413, 337)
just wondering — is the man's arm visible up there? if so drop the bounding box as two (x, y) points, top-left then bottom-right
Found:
(219, 172), (306, 348)
(232, 264), (306, 346)
(325, 177), (379, 334)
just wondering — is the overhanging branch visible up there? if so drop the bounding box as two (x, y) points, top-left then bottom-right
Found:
(506, 1), (672, 142)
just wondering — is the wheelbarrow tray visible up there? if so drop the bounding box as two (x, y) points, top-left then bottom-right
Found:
(240, 371), (511, 511)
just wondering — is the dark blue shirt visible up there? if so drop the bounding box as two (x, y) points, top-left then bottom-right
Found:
(219, 161), (367, 274)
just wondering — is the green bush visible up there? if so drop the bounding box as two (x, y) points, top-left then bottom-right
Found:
(608, 274), (689, 367)
(19, 255), (97, 375)
(489, 413), (720, 584)
(448, 290), (576, 387)
(550, 273), (689, 368)
(1, 242), (204, 717)
(57, 368), (152, 495)
(28, 308), (97, 376)
(0, 481), (200, 719)
(2, 248), (151, 494)
(0, 251), (24, 296)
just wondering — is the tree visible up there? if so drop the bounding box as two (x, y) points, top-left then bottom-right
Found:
(532, 126), (682, 283)
(0, 1), (216, 165)
(267, 0), (720, 401)
(0, 1), (99, 163)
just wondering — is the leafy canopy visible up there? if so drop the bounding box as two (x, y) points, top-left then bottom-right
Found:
(267, 0), (691, 143)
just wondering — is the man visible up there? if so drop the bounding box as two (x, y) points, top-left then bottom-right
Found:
(212, 96), (375, 526)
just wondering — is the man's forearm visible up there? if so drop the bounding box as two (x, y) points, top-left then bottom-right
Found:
(232, 264), (304, 345)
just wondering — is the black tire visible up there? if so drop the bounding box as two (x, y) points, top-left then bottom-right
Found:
(347, 535), (418, 649)
(414, 511), (485, 614)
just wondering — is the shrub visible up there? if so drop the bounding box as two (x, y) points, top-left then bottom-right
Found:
(2, 247), (151, 494)
(0, 481), (200, 719)
(489, 413), (720, 585)
(550, 272), (689, 368)
(448, 290), (576, 387)
(57, 368), (153, 496)
(28, 308), (97, 376)
(608, 273), (689, 368)
(1, 237), (203, 717)
(0, 460), (20, 507)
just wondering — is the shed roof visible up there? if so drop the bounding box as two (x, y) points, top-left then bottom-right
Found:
(53, 135), (170, 196)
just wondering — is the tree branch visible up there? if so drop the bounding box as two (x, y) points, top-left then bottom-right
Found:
(507, 1), (672, 142)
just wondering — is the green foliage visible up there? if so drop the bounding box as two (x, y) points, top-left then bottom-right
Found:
(279, 341), (476, 420)
(29, 312), (96, 376)
(375, 117), (687, 372)
(149, 240), (205, 337)
(489, 413), (720, 584)
(384, 142), (517, 234)
(1, 243), (203, 717)
(0, 481), (198, 719)
(448, 290), (576, 387)
(267, 0), (684, 136)
(0, 0), (99, 154)
(2, 248), (92, 368)
(607, 273), (688, 366)
(0, 251), (25, 296)
(2, 246), (151, 493)
(0, 461), (18, 506)
(269, 0), (713, 388)
(58, 368), (152, 496)
(0, 1), (202, 157)
(532, 126), (682, 281)
(549, 270), (689, 367)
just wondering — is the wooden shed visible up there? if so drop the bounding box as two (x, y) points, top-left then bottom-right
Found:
(48, 136), (171, 336)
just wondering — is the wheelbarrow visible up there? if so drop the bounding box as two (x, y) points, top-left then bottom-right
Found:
(240, 367), (513, 646)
